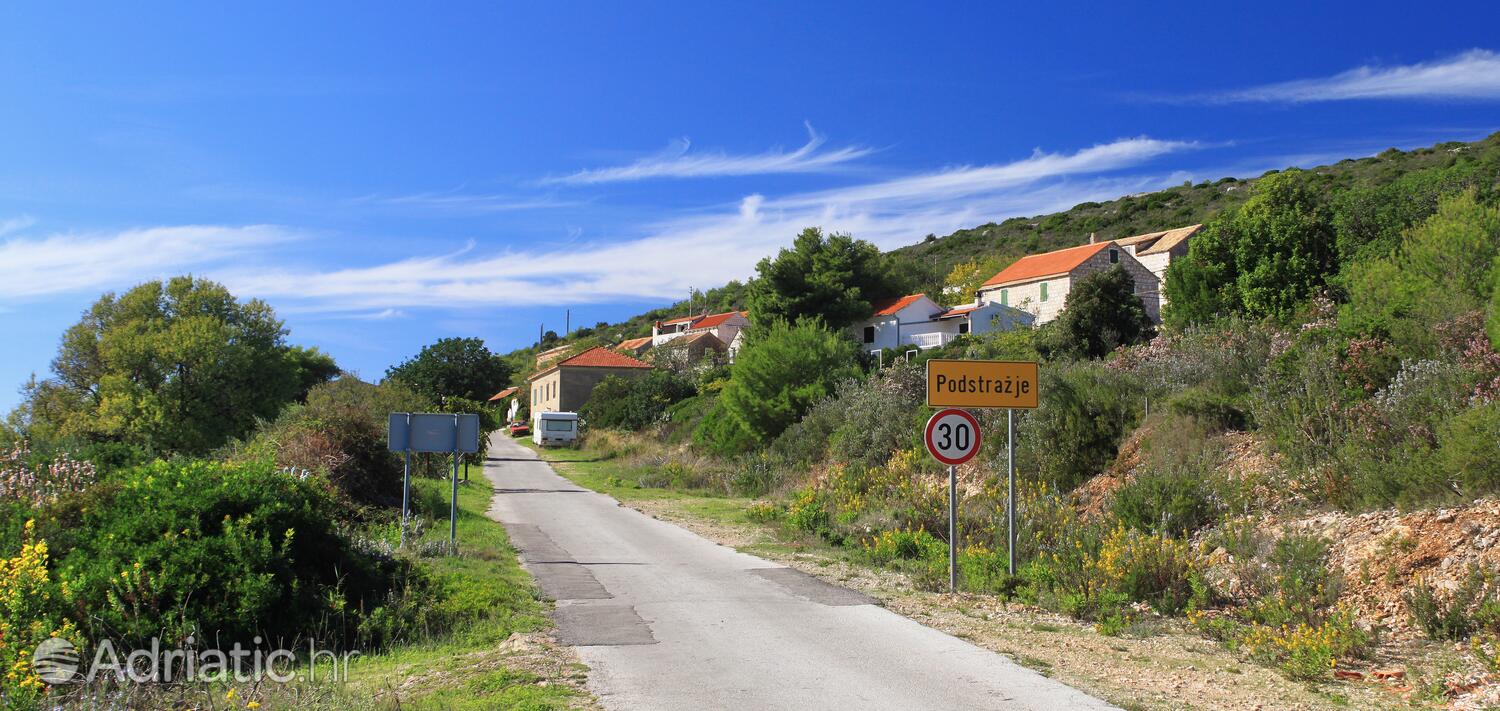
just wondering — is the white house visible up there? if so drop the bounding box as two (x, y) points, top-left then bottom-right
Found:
(652, 310), (750, 347)
(975, 239), (1162, 324)
(855, 293), (1034, 354)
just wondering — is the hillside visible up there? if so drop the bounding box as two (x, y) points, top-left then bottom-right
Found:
(504, 131), (1500, 372)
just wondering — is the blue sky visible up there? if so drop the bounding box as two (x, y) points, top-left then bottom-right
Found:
(3, 2), (1500, 412)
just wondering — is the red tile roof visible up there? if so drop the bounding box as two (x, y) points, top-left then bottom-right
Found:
(559, 346), (652, 369)
(981, 242), (1112, 288)
(869, 294), (928, 316)
(616, 336), (652, 351)
(938, 304), (978, 319)
(487, 386), (519, 402)
(687, 310), (747, 330)
(527, 346), (652, 381)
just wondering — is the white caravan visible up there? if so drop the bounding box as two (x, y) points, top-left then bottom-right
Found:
(533, 411), (579, 447)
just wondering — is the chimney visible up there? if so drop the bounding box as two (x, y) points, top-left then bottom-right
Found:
(1089, 232), (1097, 244)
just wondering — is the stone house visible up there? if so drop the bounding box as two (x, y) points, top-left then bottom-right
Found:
(1112, 224), (1201, 308)
(976, 240), (1161, 324)
(527, 346), (653, 413)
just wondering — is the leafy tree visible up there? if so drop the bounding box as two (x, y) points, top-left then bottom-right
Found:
(746, 228), (904, 330)
(287, 345), (341, 401)
(939, 257), (1002, 306)
(707, 319), (861, 451)
(1038, 265), (1155, 360)
(1343, 189), (1500, 352)
(1164, 170), (1336, 323)
(19, 277), (303, 454)
(385, 337), (513, 403)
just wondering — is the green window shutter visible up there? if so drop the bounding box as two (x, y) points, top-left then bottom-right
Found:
(1001, 289), (1008, 306)
(1040, 282), (1049, 302)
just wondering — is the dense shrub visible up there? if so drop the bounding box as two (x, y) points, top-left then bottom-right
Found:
(1019, 362), (1141, 491)
(44, 459), (411, 650)
(1437, 403), (1500, 498)
(1111, 465), (1222, 538)
(706, 319), (861, 453)
(1404, 564), (1500, 641)
(1167, 387), (1251, 432)
(580, 370), (696, 431)
(1036, 265), (1155, 360)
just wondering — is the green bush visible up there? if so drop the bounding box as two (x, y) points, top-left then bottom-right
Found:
(1167, 387), (1251, 432)
(1020, 362), (1141, 491)
(44, 459), (413, 650)
(1438, 403), (1500, 497)
(580, 370), (696, 432)
(1404, 564), (1500, 641)
(1110, 465), (1222, 538)
(709, 319), (861, 452)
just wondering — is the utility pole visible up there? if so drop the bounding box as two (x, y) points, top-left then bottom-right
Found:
(565, 309), (570, 335)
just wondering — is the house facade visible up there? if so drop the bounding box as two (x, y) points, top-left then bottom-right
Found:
(652, 310), (750, 348)
(854, 293), (1034, 354)
(528, 346), (653, 413)
(1112, 224), (1200, 308)
(976, 239), (1162, 324)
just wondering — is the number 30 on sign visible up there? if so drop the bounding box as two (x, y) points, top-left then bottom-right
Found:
(924, 408), (982, 466)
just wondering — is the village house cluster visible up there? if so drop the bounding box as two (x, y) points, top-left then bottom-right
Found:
(500, 225), (1201, 419)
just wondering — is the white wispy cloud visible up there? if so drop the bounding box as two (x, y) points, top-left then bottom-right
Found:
(0, 216), (37, 238)
(220, 137), (1198, 311)
(346, 190), (579, 215)
(0, 225), (296, 300)
(541, 123), (872, 185)
(1205, 49), (1500, 103)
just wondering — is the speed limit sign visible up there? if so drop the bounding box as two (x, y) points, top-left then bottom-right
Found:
(924, 408), (981, 466)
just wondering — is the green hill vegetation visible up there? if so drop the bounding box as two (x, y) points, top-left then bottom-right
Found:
(505, 130), (1500, 686)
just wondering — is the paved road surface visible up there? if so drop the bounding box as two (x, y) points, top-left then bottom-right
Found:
(484, 434), (1116, 710)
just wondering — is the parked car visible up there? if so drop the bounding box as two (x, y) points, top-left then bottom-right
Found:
(532, 411), (578, 447)
(507, 420), (530, 437)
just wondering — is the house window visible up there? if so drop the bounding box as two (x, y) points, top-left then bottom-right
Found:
(1040, 282), (1049, 302)
(1000, 289), (1008, 306)
(863, 325), (876, 344)
(1110, 249), (1119, 264)
(958, 321), (970, 335)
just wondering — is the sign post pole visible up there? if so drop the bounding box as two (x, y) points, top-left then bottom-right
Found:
(948, 463), (958, 593)
(925, 360), (1039, 583)
(450, 414), (460, 550)
(1007, 408), (1016, 576)
(401, 413), (412, 549)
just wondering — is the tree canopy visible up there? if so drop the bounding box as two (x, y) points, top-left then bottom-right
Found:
(14, 276), (319, 454)
(385, 337), (513, 403)
(703, 319), (862, 453)
(1164, 170), (1337, 324)
(746, 227), (904, 330)
(1038, 265), (1155, 360)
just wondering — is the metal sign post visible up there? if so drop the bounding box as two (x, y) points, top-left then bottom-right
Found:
(389, 412), (481, 553)
(1007, 409), (1016, 575)
(924, 408), (982, 593)
(925, 360), (1040, 582)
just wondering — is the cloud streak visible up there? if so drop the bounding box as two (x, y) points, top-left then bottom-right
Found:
(1203, 49), (1500, 103)
(541, 123), (872, 185)
(0, 225), (297, 300)
(220, 137), (1199, 311)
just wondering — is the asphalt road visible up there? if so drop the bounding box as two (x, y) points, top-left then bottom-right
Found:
(484, 433), (1116, 710)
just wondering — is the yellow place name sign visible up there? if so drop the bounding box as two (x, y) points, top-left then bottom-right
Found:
(925, 359), (1039, 409)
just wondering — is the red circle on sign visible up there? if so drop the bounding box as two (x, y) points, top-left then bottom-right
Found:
(924, 408), (982, 466)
